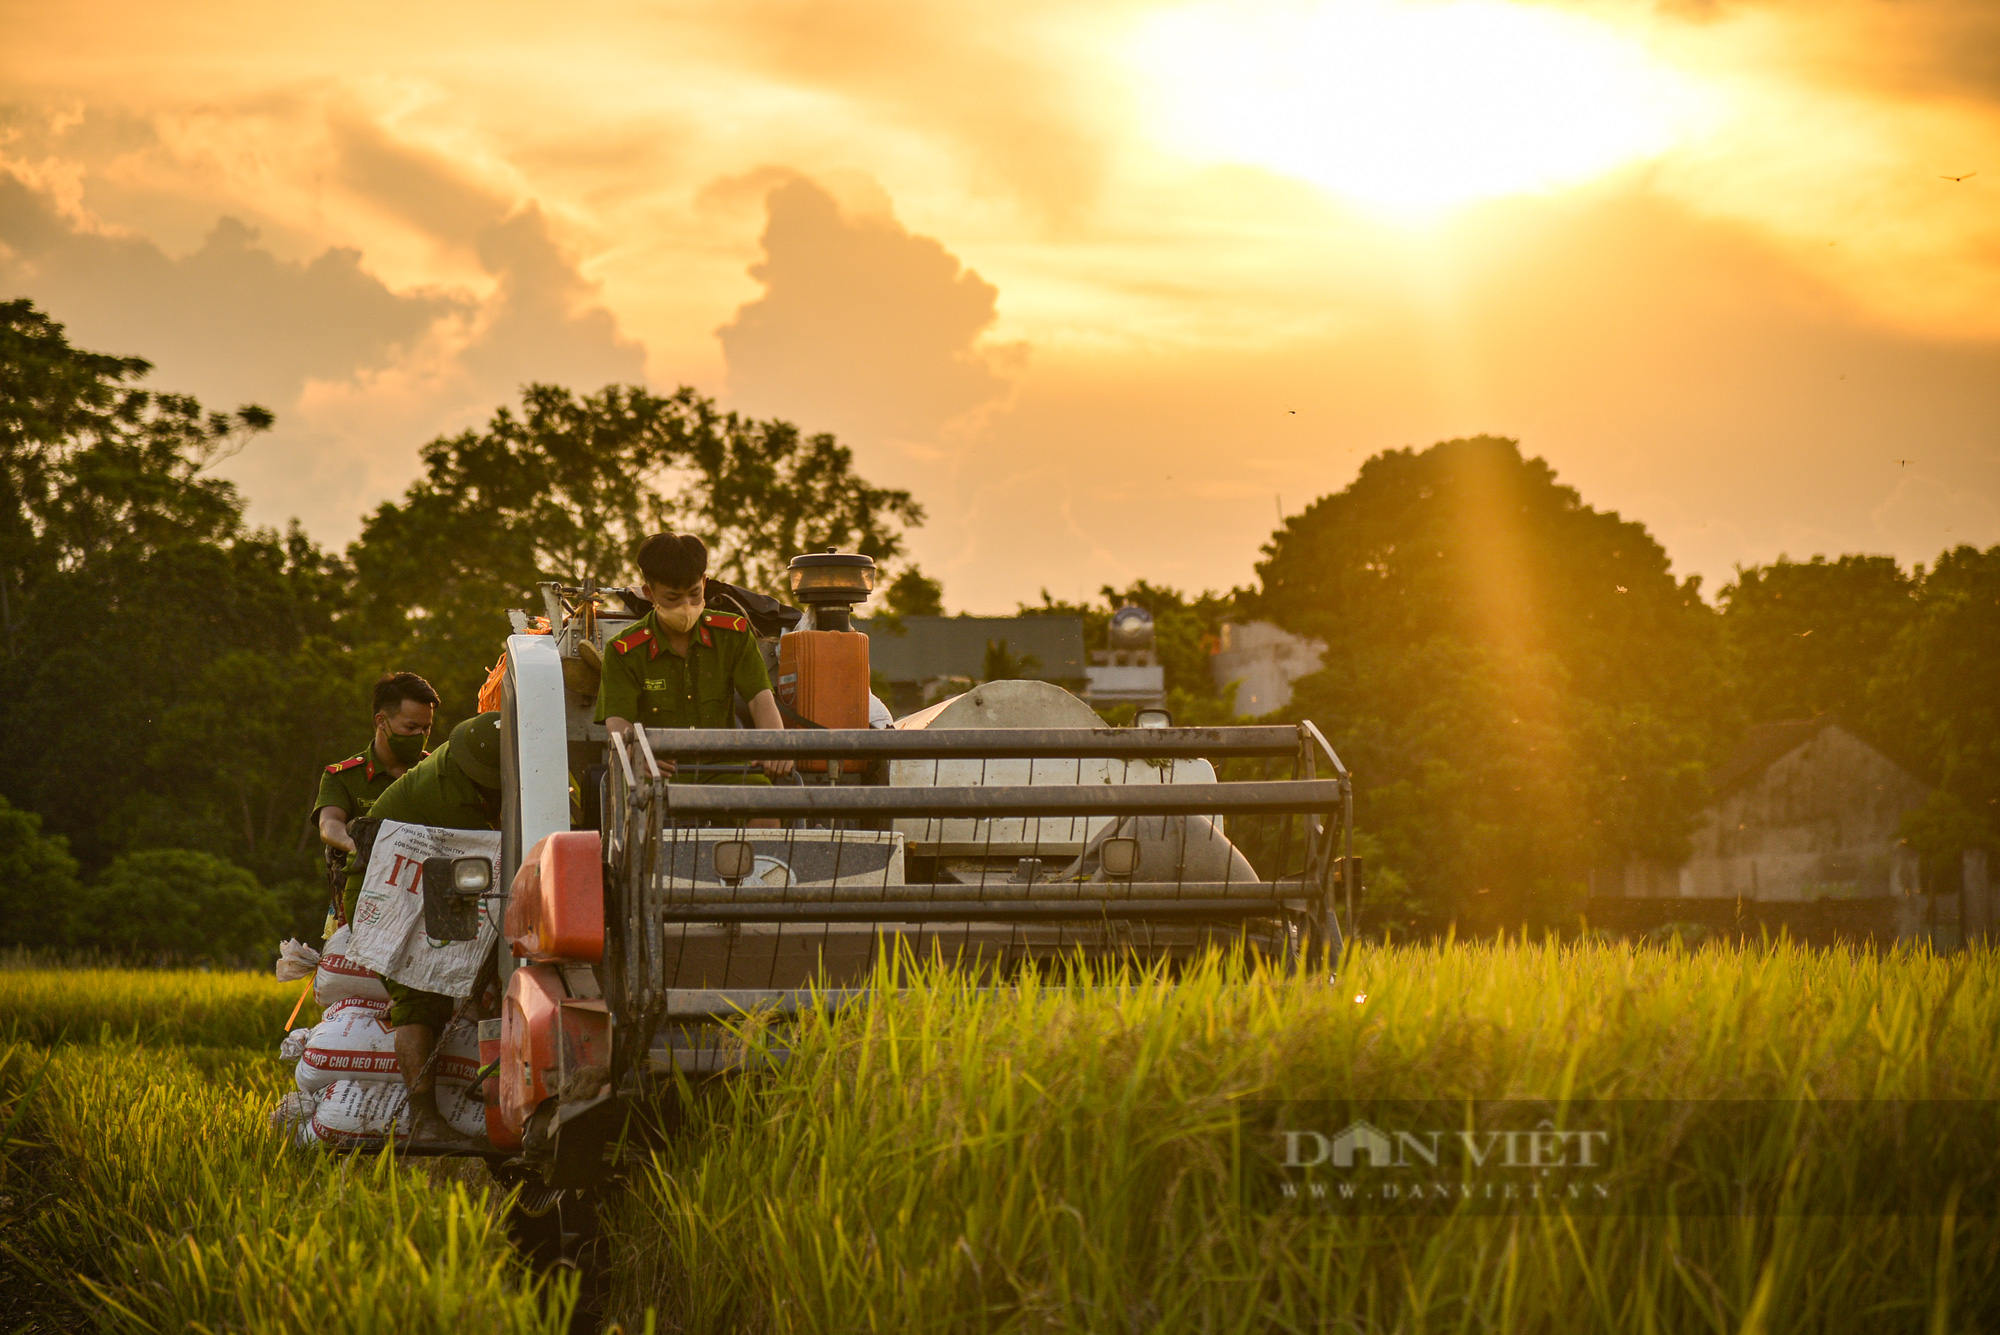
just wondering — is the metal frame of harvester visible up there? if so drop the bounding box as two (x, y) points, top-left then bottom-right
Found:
(485, 602), (1356, 1190)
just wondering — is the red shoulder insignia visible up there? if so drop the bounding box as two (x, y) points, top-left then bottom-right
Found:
(701, 610), (749, 634)
(326, 756), (366, 774)
(611, 627), (656, 657)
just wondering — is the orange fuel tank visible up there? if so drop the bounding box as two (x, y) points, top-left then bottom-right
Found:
(503, 831), (604, 963)
(776, 629), (870, 771)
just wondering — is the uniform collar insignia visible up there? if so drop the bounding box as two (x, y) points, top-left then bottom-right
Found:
(613, 625), (659, 658)
(700, 609), (749, 633)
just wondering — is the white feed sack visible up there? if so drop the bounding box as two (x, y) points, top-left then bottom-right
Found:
(313, 925), (390, 1006)
(345, 821), (501, 999)
(296, 1009), (480, 1094)
(309, 1078), (486, 1148)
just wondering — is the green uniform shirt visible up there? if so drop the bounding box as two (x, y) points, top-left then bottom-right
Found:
(593, 607), (772, 730)
(341, 739), (497, 910)
(312, 742), (420, 822)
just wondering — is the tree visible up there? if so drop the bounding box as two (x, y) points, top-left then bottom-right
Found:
(75, 848), (285, 962)
(0, 299), (270, 655)
(1868, 544), (2000, 846)
(1719, 555), (1916, 724)
(1250, 436), (1727, 929)
(884, 568), (944, 617)
(348, 383), (924, 713)
(0, 795), (82, 949)
(0, 300), (350, 896)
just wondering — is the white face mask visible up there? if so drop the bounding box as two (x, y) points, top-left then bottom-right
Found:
(656, 599), (703, 634)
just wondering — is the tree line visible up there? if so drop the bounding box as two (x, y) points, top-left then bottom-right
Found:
(0, 299), (1993, 955)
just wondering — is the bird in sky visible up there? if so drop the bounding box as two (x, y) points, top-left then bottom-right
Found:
(1941, 172), (1976, 182)
(1897, 459), (1913, 467)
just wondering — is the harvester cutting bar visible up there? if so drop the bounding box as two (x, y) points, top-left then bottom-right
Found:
(641, 725), (1303, 761)
(656, 779), (1344, 820)
(663, 879), (1308, 903)
(661, 897), (1302, 923)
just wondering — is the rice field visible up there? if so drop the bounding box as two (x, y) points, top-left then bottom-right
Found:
(6, 941), (1999, 1333)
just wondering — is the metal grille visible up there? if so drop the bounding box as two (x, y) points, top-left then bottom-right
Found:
(602, 725), (1353, 1050)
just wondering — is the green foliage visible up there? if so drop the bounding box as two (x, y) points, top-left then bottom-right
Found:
(884, 566), (944, 617)
(1869, 544), (2000, 832)
(1252, 436), (1727, 928)
(1719, 554), (1917, 723)
(608, 943), (2000, 1333)
(75, 849), (285, 964)
(349, 383), (924, 712)
(0, 796), (81, 950)
(980, 638), (1040, 681)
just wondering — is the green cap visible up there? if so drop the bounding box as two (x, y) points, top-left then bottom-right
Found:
(447, 711), (503, 789)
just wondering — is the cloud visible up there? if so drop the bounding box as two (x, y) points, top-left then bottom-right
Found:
(716, 174), (1016, 440)
(0, 154), (646, 542)
(0, 169), (454, 410)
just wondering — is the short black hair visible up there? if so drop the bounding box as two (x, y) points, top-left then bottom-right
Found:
(373, 672), (441, 716)
(637, 532), (708, 588)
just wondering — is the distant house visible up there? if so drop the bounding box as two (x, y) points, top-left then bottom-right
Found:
(1605, 718), (1928, 902)
(1208, 621), (1326, 716)
(857, 615), (1088, 717)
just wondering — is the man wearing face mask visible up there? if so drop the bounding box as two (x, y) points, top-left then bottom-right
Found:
(595, 532), (794, 791)
(340, 710), (506, 1148)
(313, 672), (440, 857)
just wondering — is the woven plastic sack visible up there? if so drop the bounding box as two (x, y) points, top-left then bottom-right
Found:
(296, 1009), (480, 1093)
(275, 938), (322, 982)
(278, 1027), (312, 1062)
(313, 924), (390, 1006)
(269, 1089), (320, 1133)
(309, 1078), (485, 1148)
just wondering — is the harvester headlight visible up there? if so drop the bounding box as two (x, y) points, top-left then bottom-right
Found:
(452, 857), (494, 895)
(712, 839), (757, 884)
(1100, 837), (1140, 879)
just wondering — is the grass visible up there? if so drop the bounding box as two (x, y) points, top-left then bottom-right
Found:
(0, 967), (570, 1334)
(0, 966), (323, 1047)
(8, 942), (1999, 1333)
(604, 937), (2000, 1333)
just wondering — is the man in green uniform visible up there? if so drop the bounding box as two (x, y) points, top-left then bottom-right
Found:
(342, 710), (503, 1148)
(595, 532), (794, 801)
(312, 672), (440, 855)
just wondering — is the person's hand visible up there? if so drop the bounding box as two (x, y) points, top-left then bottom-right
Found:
(659, 756), (679, 778)
(318, 809), (357, 853)
(761, 758), (795, 779)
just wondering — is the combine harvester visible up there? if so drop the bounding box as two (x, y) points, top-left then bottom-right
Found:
(454, 552), (1355, 1194)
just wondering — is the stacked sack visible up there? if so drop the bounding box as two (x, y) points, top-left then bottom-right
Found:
(269, 926), (487, 1148)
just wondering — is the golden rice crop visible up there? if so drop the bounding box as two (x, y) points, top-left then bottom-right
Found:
(605, 937), (2000, 1333)
(0, 978), (568, 1334)
(0, 966), (321, 1048)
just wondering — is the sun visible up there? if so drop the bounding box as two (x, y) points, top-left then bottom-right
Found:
(1131, 0), (1702, 217)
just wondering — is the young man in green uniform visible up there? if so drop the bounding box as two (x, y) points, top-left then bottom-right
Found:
(595, 533), (794, 798)
(312, 672), (440, 854)
(342, 710), (503, 1149)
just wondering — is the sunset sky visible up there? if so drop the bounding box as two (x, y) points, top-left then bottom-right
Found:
(3, 0), (1995, 611)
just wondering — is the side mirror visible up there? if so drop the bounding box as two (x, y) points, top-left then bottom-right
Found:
(1133, 707), (1172, 729)
(421, 855), (493, 942)
(1099, 836), (1140, 879)
(712, 839), (756, 886)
